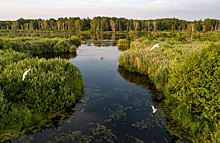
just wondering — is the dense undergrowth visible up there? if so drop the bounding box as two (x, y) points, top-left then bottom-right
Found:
(0, 37), (81, 54)
(118, 36), (220, 142)
(0, 49), (84, 142)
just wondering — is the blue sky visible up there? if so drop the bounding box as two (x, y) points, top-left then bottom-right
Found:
(0, 0), (219, 21)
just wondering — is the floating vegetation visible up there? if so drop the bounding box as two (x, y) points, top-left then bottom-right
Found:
(131, 115), (166, 130)
(104, 103), (132, 122)
(125, 134), (145, 143)
(11, 134), (35, 143)
(45, 124), (117, 143)
(85, 82), (101, 89)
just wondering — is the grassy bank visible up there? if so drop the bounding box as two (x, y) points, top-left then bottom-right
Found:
(0, 37), (81, 54)
(0, 49), (84, 142)
(118, 36), (220, 142)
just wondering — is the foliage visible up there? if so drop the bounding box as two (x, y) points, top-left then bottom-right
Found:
(0, 49), (83, 140)
(163, 43), (220, 139)
(118, 37), (220, 141)
(1, 17), (220, 32)
(117, 39), (130, 48)
(0, 49), (31, 73)
(0, 37), (81, 54)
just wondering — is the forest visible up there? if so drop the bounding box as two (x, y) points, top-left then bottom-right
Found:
(0, 17), (219, 32)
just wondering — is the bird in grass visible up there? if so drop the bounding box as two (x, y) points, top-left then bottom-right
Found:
(22, 69), (31, 81)
(151, 105), (157, 113)
(149, 44), (159, 51)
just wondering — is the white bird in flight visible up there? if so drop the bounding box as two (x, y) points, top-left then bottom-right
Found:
(22, 69), (31, 81)
(149, 44), (159, 51)
(151, 105), (157, 113)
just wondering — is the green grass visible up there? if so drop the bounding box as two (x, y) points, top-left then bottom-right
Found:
(0, 37), (81, 54)
(118, 36), (220, 142)
(0, 49), (84, 142)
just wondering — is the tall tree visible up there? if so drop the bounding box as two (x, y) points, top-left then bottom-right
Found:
(110, 19), (115, 32)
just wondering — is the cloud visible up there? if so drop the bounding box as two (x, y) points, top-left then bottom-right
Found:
(0, 0), (219, 20)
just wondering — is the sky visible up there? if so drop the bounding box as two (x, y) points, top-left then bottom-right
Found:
(0, 0), (220, 21)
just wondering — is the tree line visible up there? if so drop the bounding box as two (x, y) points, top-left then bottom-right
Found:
(0, 17), (219, 32)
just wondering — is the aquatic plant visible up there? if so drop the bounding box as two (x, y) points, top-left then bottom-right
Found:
(118, 35), (220, 141)
(117, 39), (130, 48)
(0, 49), (84, 141)
(0, 37), (81, 54)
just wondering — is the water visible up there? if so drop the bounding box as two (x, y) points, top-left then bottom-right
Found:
(11, 40), (174, 143)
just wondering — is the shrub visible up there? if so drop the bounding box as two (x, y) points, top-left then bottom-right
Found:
(69, 37), (81, 47)
(163, 43), (220, 138)
(0, 50), (83, 137)
(160, 33), (168, 38)
(117, 39), (130, 48)
(0, 37), (81, 54)
(69, 45), (77, 53)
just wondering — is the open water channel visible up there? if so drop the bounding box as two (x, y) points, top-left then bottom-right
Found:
(10, 37), (183, 143)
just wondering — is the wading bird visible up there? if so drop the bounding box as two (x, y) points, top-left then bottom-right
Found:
(151, 105), (157, 113)
(22, 69), (31, 81)
(150, 44), (159, 51)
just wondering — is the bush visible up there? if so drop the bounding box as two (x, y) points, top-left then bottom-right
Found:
(69, 37), (81, 47)
(165, 43), (220, 121)
(0, 49), (31, 73)
(0, 50), (83, 138)
(163, 43), (220, 139)
(69, 45), (77, 53)
(160, 33), (168, 38)
(117, 39), (130, 48)
(0, 37), (81, 54)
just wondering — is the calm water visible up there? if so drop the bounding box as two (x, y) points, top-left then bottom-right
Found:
(12, 40), (176, 143)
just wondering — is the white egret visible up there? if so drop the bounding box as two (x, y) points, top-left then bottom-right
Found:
(22, 69), (31, 81)
(151, 105), (157, 113)
(149, 44), (159, 51)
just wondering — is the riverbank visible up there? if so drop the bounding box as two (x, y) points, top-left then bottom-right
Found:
(118, 36), (220, 142)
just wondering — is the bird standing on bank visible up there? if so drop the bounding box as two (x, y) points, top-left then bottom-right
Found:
(22, 69), (31, 81)
(151, 105), (157, 113)
(150, 44), (159, 51)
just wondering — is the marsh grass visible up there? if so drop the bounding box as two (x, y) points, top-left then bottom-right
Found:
(117, 39), (130, 48)
(118, 36), (220, 141)
(0, 37), (81, 54)
(0, 49), (84, 142)
(118, 37), (210, 90)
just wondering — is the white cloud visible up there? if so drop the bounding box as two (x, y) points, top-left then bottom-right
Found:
(0, 0), (219, 20)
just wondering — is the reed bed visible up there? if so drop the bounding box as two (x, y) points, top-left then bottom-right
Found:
(0, 37), (81, 54)
(119, 38), (209, 90)
(118, 37), (220, 141)
(117, 39), (130, 48)
(0, 49), (83, 141)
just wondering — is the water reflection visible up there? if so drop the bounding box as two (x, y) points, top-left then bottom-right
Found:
(8, 104), (79, 143)
(117, 66), (194, 143)
(6, 39), (194, 142)
(117, 66), (163, 100)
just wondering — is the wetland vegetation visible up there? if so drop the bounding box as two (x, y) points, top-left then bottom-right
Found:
(0, 37), (81, 54)
(118, 32), (220, 142)
(1, 16), (220, 142)
(0, 49), (83, 141)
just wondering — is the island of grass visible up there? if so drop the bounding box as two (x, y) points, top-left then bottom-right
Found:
(0, 36), (81, 55)
(0, 49), (84, 142)
(118, 36), (220, 142)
